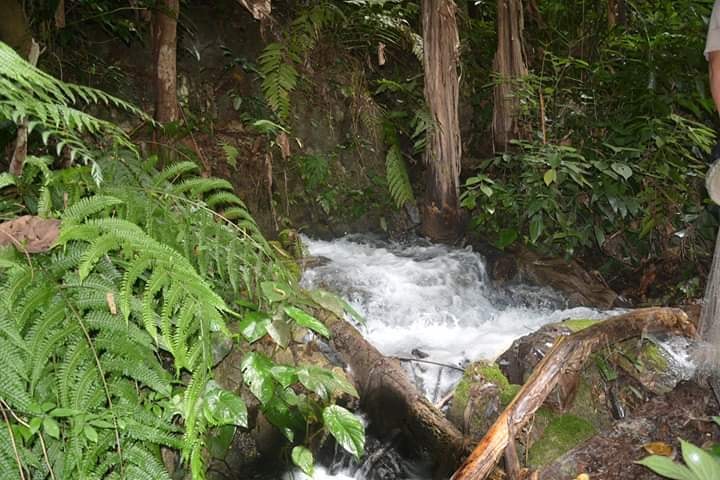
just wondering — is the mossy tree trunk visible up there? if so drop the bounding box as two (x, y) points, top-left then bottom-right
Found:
(492, 0), (528, 151)
(421, 0), (463, 242)
(152, 0), (179, 125)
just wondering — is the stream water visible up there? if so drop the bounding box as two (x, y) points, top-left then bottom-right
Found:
(282, 235), (613, 480)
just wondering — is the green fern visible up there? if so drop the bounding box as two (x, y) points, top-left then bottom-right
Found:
(0, 41), (150, 181)
(385, 143), (414, 208)
(258, 43), (299, 122)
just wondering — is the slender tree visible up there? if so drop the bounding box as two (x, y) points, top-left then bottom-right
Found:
(492, 0), (527, 150)
(421, 0), (463, 241)
(152, 0), (180, 125)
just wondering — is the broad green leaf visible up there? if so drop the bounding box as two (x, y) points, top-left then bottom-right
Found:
(309, 289), (345, 318)
(83, 425), (98, 443)
(529, 214), (543, 244)
(240, 352), (276, 405)
(636, 455), (697, 480)
(261, 281), (292, 303)
(271, 365), (298, 388)
(322, 405), (365, 459)
(238, 312), (271, 343)
(681, 439), (720, 480)
(297, 366), (358, 401)
(291, 446), (314, 477)
(203, 381), (248, 427)
(267, 316), (291, 348)
(611, 162), (633, 180)
(284, 306), (330, 338)
(50, 408), (82, 417)
(495, 229), (518, 250)
(43, 417), (60, 439)
(480, 184), (494, 198)
(713, 417), (719, 427)
(544, 169), (557, 186)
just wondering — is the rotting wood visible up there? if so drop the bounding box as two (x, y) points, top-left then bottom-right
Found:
(9, 39), (39, 176)
(450, 307), (695, 480)
(317, 310), (466, 467)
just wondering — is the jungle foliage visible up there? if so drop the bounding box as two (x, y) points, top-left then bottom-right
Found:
(0, 41), (364, 479)
(461, 0), (718, 268)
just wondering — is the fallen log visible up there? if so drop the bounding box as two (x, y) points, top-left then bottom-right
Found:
(317, 310), (466, 469)
(450, 307), (695, 480)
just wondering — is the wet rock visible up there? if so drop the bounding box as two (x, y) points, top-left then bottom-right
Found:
(537, 382), (720, 480)
(411, 348), (429, 359)
(609, 337), (689, 395)
(496, 322), (574, 385)
(487, 248), (618, 308)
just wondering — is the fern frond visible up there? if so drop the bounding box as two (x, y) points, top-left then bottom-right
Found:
(385, 143), (414, 208)
(62, 195), (124, 223)
(153, 161), (201, 186)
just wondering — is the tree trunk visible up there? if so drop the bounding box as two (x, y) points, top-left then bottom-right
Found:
(451, 308), (695, 480)
(9, 40), (39, 176)
(152, 0), (179, 125)
(492, 0), (527, 151)
(317, 310), (466, 471)
(421, 0), (463, 242)
(0, 0), (33, 57)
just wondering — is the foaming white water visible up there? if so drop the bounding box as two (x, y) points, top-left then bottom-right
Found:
(301, 235), (609, 401)
(283, 467), (355, 480)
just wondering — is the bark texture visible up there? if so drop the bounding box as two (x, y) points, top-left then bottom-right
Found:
(0, 0), (33, 57)
(9, 40), (39, 176)
(152, 0), (180, 124)
(421, 0), (463, 242)
(318, 310), (466, 469)
(237, 0), (271, 20)
(492, 0), (527, 150)
(451, 308), (695, 480)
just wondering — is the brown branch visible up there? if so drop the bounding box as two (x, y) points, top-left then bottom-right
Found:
(451, 307), (695, 480)
(0, 398), (26, 480)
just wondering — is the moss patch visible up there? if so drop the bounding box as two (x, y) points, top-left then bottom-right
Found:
(501, 384), (522, 407)
(561, 319), (600, 332)
(528, 414), (596, 467)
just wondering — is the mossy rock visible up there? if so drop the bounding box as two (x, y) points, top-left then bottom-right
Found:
(448, 361), (518, 441)
(560, 318), (600, 332)
(610, 338), (677, 394)
(527, 414), (596, 467)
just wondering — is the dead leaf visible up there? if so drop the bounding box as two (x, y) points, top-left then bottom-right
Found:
(643, 441), (673, 457)
(0, 216), (60, 253)
(106, 292), (117, 315)
(378, 42), (386, 66)
(276, 132), (291, 160)
(575, 474), (590, 480)
(236, 0), (271, 20)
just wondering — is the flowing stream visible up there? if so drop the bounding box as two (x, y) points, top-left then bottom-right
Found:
(281, 235), (612, 480)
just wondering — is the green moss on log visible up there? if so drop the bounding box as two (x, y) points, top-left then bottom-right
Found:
(561, 319), (600, 332)
(528, 414), (596, 467)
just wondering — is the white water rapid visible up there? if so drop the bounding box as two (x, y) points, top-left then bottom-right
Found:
(284, 235), (613, 480)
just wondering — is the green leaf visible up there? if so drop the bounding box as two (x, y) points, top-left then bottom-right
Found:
(713, 417), (720, 427)
(270, 366), (298, 389)
(240, 352), (276, 405)
(681, 439), (720, 480)
(83, 424), (98, 443)
(544, 169), (557, 186)
(49, 407), (82, 417)
(636, 455), (697, 480)
(322, 405), (365, 459)
(291, 446), (314, 477)
(297, 366), (358, 401)
(261, 281), (291, 303)
(611, 162), (633, 180)
(238, 312), (271, 343)
(529, 214), (544, 244)
(267, 316), (291, 348)
(480, 184), (494, 198)
(203, 381), (248, 427)
(495, 229), (518, 250)
(43, 417), (60, 439)
(284, 306), (330, 338)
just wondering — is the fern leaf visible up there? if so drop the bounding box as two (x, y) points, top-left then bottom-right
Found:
(62, 195), (124, 223)
(385, 144), (414, 208)
(153, 161), (200, 186)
